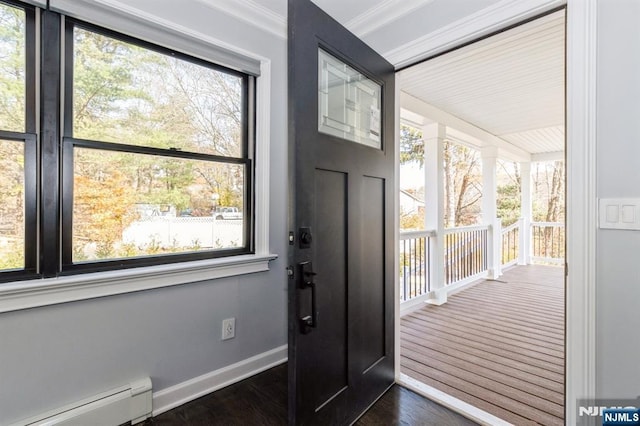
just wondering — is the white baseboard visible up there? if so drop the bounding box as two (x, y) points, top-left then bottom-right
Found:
(398, 374), (512, 426)
(152, 345), (287, 417)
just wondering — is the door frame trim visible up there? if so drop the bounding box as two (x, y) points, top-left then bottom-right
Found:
(393, 1), (597, 424)
(564, 1), (597, 424)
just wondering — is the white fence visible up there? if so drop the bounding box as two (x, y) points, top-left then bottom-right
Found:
(122, 217), (243, 249)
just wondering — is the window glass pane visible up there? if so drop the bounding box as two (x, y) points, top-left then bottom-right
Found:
(73, 148), (245, 262)
(0, 3), (26, 132)
(0, 139), (25, 270)
(318, 49), (381, 149)
(72, 27), (243, 157)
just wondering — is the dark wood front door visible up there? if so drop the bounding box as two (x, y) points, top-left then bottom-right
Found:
(288, 1), (396, 424)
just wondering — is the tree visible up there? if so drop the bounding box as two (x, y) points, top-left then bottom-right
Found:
(0, 4), (25, 132)
(67, 29), (246, 256)
(0, 4), (26, 269)
(0, 140), (25, 269)
(533, 161), (565, 222)
(496, 161), (521, 227)
(400, 124), (424, 166)
(531, 161), (565, 258)
(0, 11), (249, 265)
(73, 169), (137, 258)
(399, 124), (425, 230)
(443, 141), (482, 227)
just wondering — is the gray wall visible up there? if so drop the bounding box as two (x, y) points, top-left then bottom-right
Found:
(0, 2), (288, 424)
(596, 0), (640, 399)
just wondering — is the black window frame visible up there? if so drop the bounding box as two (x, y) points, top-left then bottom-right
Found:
(0, 3), (256, 282)
(0, 0), (38, 282)
(60, 19), (255, 274)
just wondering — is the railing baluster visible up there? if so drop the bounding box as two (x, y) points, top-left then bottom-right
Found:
(417, 237), (421, 295)
(427, 237), (431, 292)
(409, 240), (417, 298)
(403, 240), (407, 302)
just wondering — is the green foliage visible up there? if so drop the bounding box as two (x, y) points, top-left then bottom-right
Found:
(400, 124), (424, 166)
(497, 184), (521, 227)
(0, 4), (26, 132)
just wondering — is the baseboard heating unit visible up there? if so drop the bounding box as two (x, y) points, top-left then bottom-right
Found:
(11, 377), (152, 426)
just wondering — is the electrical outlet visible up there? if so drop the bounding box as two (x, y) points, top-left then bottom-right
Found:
(221, 318), (236, 340)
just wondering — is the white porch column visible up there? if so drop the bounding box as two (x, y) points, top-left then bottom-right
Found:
(424, 123), (446, 305)
(482, 146), (502, 279)
(519, 161), (532, 265)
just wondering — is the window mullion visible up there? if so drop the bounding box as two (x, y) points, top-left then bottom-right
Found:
(39, 9), (62, 277)
(64, 137), (247, 165)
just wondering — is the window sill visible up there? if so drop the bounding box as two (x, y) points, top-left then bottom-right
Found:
(0, 253), (278, 313)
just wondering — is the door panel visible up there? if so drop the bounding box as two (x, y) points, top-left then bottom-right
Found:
(288, 0), (395, 424)
(359, 176), (386, 372)
(313, 168), (348, 410)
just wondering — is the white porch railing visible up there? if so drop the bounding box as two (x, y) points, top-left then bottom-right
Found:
(399, 230), (435, 302)
(501, 221), (520, 268)
(400, 220), (565, 304)
(443, 225), (489, 285)
(531, 222), (565, 264)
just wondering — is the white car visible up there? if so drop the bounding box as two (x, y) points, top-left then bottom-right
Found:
(212, 206), (242, 220)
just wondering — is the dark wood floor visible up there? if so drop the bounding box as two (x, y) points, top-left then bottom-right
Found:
(401, 265), (564, 426)
(142, 363), (477, 425)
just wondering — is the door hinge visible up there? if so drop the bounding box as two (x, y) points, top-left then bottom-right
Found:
(287, 266), (294, 279)
(288, 231), (295, 245)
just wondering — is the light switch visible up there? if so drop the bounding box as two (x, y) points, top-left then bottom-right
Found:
(599, 199), (640, 230)
(606, 205), (619, 223)
(621, 205), (635, 223)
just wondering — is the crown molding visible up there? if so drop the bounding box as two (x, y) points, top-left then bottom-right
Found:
(386, 0), (566, 68)
(50, 0), (266, 74)
(194, 0), (287, 39)
(346, 0), (433, 37)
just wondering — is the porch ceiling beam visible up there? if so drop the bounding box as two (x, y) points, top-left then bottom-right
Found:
(531, 151), (565, 162)
(400, 107), (428, 128)
(400, 91), (532, 162)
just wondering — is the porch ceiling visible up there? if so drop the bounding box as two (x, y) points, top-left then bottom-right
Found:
(400, 10), (565, 157)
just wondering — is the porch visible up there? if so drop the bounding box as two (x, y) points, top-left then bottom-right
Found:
(397, 208), (565, 425)
(400, 264), (564, 425)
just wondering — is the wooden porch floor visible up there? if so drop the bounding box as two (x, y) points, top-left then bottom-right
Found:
(400, 265), (565, 425)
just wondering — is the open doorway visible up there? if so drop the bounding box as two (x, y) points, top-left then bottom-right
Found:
(396, 9), (566, 425)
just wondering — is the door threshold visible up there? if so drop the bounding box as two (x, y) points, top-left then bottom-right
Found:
(397, 373), (512, 426)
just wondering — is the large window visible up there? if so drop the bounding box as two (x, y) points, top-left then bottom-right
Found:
(0, 2), (255, 281)
(0, 1), (36, 278)
(62, 22), (253, 272)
